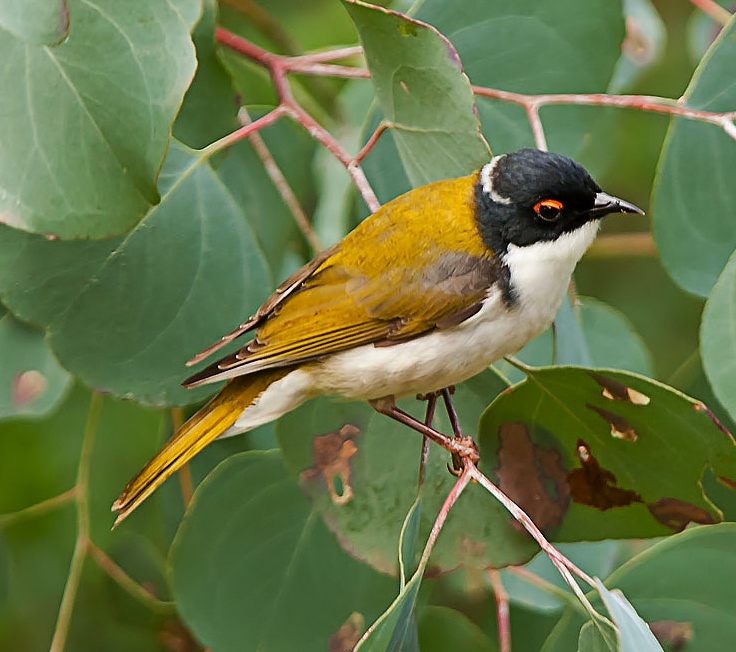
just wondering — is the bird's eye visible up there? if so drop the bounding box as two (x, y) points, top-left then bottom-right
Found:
(533, 199), (564, 222)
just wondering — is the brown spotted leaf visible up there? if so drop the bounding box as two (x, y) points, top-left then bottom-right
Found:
(277, 369), (539, 573)
(478, 366), (736, 542)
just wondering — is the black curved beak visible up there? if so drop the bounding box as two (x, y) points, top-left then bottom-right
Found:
(588, 191), (645, 218)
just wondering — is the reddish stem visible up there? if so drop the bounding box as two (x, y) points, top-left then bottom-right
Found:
(355, 122), (388, 164)
(238, 108), (323, 253)
(488, 570), (511, 652)
(688, 0), (733, 24)
(201, 106), (287, 157)
(472, 87), (736, 142)
(289, 45), (364, 64)
(215, 27), (381, 212)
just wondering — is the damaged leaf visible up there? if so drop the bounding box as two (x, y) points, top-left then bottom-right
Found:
(479, 366), (736, 542)
(301, 424), (361, 505)
(277, 369), (539, 574)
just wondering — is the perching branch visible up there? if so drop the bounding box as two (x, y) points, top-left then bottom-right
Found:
(688, 0), (733, 25)
(214, 27), (380, 212)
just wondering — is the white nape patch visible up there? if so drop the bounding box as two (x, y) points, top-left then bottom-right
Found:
(219, 369), (313, 438)
(480, 155), (511, 205)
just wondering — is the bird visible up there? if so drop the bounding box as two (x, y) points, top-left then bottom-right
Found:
(112, 148), (643, 525)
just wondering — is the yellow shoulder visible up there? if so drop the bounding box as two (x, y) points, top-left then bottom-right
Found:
(330, 171), (486, 274)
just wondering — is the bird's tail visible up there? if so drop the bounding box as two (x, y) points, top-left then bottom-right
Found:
(112, 368), (291, 527)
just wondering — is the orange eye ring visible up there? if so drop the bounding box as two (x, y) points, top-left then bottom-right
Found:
(533, 199), (564, 221)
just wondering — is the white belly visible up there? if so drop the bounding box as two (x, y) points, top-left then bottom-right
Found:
(225, 221), (598, 435)
(310, 289), (549, 399)
(310, 221), (598, 399)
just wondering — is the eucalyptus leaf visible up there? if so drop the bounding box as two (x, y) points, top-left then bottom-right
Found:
(0, 0), (200, 239)
(595, 580), (664, 652)
(169, 450), (395, 652)
(345, 0), (490, 190)
(544, 524), (736, 652)
(652, 15), (736, 296)
(479, 366), (736, 541)
(0, 313), (71, 420)
(0, 143), (271, 406)
(414, 0), (625, 156)
(276, 370), (540, 574)
(701, 249), (736, 423)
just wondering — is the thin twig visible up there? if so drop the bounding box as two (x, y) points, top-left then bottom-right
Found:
(239, 108), (323, 253)
(283, 104), (381, 211)
(289, 46), (364, 65)
(354, 122), (389, 164)
(505, 566), (589, 614)
(171, 408), (193, 509)
(472, 87), (736, 142)
(488, 570), (511, 652)
(199, 106), (288, 159)
(467, 464), (594, 588)
(586, 232), (656, 259)
(0, 487), (77, 527)
(526, 105), (547, 151)
(50, 392), (103, 652)
(688, 0), (733, 25)
(285, 62), (370, 78)
(417, 466), (472, 570)
(215, 28), (381, 212)
(418, 394), (437, 488)
(87, 542), (176, 614)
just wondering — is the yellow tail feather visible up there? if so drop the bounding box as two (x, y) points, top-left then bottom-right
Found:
(112, 368), (290, 527)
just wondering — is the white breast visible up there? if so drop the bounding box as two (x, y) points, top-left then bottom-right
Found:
(311, 220), (599, 400)
(221, 220), (600, 437)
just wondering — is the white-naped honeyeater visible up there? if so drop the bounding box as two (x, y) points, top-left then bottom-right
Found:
(113, 148), (643, 525)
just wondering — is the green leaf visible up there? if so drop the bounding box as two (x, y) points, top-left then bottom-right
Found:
(495, 297), (653, 384)
(215, 117), (317, 276)
(0, 0), (69, 45)
(173, 0), (240, 149)
(652, 15), (736, 296)
(414, 0), (625, 155)
(500, 541), (619, 614)
(554, 295), (593, 367)
(417, 606), (498, 652)
(277, 370), (541, 574)
(545, 524), (736, 652)
(0, 312), (71, 419)
(577, 621), (618, 652)
(701, 250), (736, 423)
(478, 366), (736, 542)
(576, 299), (654, 377)
(344, 0), (490, 188)
(608, 0), (666, 93)
(169, 450), (395, 652)
(355, 500), (424, 652)
(0, 143), (272, 406)
(0, 0), (200, 239)
(594, 580), (664, 652)
(399, 496), (422, 588)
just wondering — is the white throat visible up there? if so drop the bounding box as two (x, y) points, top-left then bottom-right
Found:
(503, 220), (600, 322)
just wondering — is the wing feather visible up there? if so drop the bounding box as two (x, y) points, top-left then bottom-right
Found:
(183, 172), (504, 388)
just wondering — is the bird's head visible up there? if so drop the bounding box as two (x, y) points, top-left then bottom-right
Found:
(475, 148), (643, 255)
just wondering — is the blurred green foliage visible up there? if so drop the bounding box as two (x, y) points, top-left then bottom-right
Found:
(2, 0), (736, 651)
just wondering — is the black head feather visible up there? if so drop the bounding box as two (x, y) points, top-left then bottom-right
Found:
(475, 149), (622, 253)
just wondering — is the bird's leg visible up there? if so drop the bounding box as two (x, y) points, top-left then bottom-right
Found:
(440, 386), (464, 475)
(370, 396), (479, 466)
(416, 391), (438, 487)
